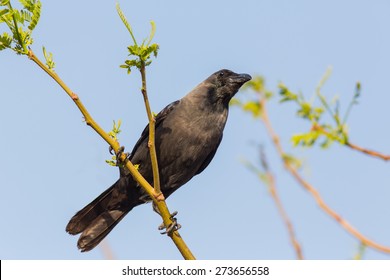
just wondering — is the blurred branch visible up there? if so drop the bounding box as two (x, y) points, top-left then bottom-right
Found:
(258, 92), (390, 255)
(259, 148), (304, 260)
(345, 142), (390, 161)
(353, 242), (367, 260)
(100, 240), (116, 260)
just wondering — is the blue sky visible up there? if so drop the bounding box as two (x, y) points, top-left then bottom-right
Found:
(1, 0), (390, 259)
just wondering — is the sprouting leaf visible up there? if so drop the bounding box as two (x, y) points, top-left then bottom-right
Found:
(107, 119), (122, 141)
(320, 138), (333, 149)
(19, 0), (35, 12)
(282, 153), (302, 169)
(242, 76), (265, 93)
(105, 156), (118, 167)
(116, 2), (137, 45)
(229, 98), (242, 107)
(291, 131), (321, 147)
(0, 0), (10, 7)
(28, 0), (41, 31)
(0, 8), (9, 18)
(297, 102), (312, 119)
(242, 100), (262, 118)
(146, 20), (156, 46)
(342, 81), (361, 124)
(264, 90), (273, 100)
(316, 66), (332, 95)
(0, 32), (12, 50)
(42, 46), (55, 70)
(279, 83), (298, 102)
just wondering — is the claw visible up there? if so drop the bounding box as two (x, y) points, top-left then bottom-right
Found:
(116, 146), (125, 159)
(116, 146), (130, 163)
(109, 146), (114, 155)
(158, 211), (181, 235)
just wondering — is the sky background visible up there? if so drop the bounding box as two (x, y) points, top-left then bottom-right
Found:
(1, 0), (390, 260)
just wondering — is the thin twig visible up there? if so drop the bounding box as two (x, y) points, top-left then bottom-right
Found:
(259, 148), (304, 259)
(346, 142), (390, 161)
(259, 97), (390, 254)
(28, 49), (195, 260)
(100, 240), (116, 260)
(140, 61), (161, 195)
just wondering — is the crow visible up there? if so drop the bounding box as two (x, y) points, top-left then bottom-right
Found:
(66, 69), (251, 252)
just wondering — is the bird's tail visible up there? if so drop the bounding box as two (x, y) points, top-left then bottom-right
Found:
(66, 178), (140, 252)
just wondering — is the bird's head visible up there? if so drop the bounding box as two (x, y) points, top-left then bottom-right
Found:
(204, 69), (252, 104)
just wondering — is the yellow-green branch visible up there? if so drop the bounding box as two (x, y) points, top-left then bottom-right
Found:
(27, 49), (195, 260)
(140, 61), (161, 196)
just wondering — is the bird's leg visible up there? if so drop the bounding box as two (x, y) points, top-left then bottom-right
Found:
(153, 203), (181, 234)
(158, 211), (181, 235)
(109, 146), (129, 166)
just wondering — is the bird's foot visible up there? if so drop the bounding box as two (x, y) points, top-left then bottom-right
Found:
(158, 211), (181, 235)
(109, 146), (129, 165)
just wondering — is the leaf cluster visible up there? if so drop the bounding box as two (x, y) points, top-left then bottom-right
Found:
(116, 3), (159, 74)
(42, 45), (55, 70)
(0, 0), (41, 54)
(278, 69), (361, 148)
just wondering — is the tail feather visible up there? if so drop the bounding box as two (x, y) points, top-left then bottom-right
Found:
(66, 183), (117, 235)
(77, 209), (130, 252)
(66, 177), (141, 252)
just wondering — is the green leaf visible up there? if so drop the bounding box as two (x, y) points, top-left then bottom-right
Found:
(148, 43), (159, 57)
(28, 0), (41, 31)
(279, 83), (298, 102)
(0, 0), (10, 6)
(19, 0), (34, 12)
(342, 81), (361, 124)
(242, 76), (265, 93)
(146, 20), (156, 46)
(242, 100), (262, 118)
(316, 66), (332, 94)
(0, 8), (9, 18)
(320, 138), (333, 149)
(297, 102), (312, 119)
(42, 46), (55, 70)
(107, 119), (122, 142)
(229, 98), (242, 107)
(282, 153), (302, 169)
(0, 31), (12, 50)
(116, 2), (137, 46)
(291, 131), (321, 147)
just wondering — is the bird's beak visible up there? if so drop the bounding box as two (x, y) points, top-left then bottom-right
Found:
(231, 73), (252, 84)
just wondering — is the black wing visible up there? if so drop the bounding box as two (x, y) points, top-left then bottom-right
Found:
(128, 100), (180, 160)
(194, 134), (223, 175)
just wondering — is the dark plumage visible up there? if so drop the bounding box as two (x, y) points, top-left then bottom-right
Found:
(66, 69), (251, 252)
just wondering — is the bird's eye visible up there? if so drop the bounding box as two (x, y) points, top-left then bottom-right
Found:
(219, 71), (224, 77)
